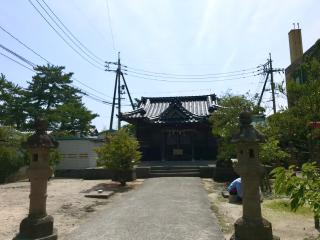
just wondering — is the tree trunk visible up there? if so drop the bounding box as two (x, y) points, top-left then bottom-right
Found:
(315, 215), (319, 229)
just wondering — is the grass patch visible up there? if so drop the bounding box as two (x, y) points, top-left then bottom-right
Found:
(304, 236), (320, 240)
(263, 199), (313, 216)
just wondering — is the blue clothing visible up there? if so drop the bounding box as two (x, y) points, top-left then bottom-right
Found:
(227, 178), (242, 198)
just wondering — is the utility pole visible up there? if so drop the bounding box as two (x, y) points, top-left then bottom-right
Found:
(117, 52), (121, 129)
(106, 52), (135, 130)
(257, 53), (284, 114)
(269, 53), (276, 114)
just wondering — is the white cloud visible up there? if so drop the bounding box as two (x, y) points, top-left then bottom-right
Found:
(195, 0), (221, 47)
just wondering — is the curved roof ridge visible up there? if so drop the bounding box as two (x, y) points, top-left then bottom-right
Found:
(157, 101), (202, 120)
(120, 93), (217, 124)
(142, 94), (216, 102)
(121, 107), (146, 116)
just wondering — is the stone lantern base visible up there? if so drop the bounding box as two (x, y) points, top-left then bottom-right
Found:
(13, 215), (57, 240)
(230, 217), (279, 240)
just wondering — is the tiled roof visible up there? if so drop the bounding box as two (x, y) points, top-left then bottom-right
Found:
(120, 94), (217, 124)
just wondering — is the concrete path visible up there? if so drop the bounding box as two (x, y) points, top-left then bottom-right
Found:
(64, 177), (224, 240)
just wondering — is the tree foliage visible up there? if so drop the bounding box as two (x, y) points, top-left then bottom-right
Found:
(291, 58), (320, 131)
(209, 93), (263, 163)
(210, 93), (292, 167)
(259, 137), (290, 166)
(0, 74), (28, 129)
(271, 162), (320, 220)
(54, 100), (98, 135)
(269, 57), (320, 228)
(0, 65), (98, 135)
(121, 124), (136, 136)
(26, 65), (80, 119)
(252, 57), (320, 167)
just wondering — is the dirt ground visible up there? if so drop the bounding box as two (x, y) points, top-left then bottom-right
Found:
(2, 178), (319, 240)
(202, 179), (320, 240)
(0, 178), (143, 240)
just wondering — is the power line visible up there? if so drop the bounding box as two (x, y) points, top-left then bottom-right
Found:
(0, 52), (35, 72)
(127, 72), (260, 83)
(0, 43), (36, 67)
(0, 25), (50, 63)
(34, 0), (104, 66)
(105, 0), (116, 53)
(125, 68), (261, 80)
(257, 53), (285, 113)
(0, 50), (111, 106)
(28, 0), (105, 71)
(70, 0), (110, 46)
(0, 44), (112, 106)
(40, 0), (105, 63)
(254, 74), (266, 97)
(130, 81), (257, 95)
(0, 25), (111, 99)
(106, 52), (135, 130)
(70, 83), (112, 105)
(125, 58), (269, 67)
(83, 94), (112, 105)
(124, 65), (260, 77)
(72, 77), (113, 99)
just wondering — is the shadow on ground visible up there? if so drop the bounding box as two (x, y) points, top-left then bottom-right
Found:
(81, 182), (137, 194)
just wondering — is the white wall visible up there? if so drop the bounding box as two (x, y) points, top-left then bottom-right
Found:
(56, 139), (103, 170)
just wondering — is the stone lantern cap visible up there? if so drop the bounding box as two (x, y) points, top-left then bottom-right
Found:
(231, 111), (265, 143)
(23, 119), (58, 149)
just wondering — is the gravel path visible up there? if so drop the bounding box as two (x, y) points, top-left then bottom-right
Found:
(64, 177), (223, 240)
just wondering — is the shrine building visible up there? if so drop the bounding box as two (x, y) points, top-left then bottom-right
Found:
(120, 94), (218, 161)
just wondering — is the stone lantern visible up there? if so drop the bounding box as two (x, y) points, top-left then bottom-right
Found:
(230, 112), (278, 240)
(14, 119), (58, 240)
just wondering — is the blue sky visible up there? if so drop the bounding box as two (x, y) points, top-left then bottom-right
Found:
(1, 0), (320, 131)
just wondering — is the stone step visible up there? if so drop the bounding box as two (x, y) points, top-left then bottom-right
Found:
(150, 166), (200, 170)
(150, 168), (200, 173)
(149, 165), (201, 178)
(149, 172), (200, 178)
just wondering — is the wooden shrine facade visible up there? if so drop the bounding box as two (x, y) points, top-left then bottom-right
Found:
(120, 94), (218, 161)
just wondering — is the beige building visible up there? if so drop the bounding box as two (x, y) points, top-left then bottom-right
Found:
(285, 26), (320, 106)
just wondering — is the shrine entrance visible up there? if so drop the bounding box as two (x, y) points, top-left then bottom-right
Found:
(164, 130), (194, 161)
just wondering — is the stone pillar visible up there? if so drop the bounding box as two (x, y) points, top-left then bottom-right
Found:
(14, 119), (58, 240)
(161, 131), (166, 162)
(191, 132), (195, 161)
(230, 112), (279, 240)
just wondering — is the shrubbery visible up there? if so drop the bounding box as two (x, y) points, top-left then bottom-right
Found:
(0, 126), (27, 183)
(259, 137), (290, 167)
(272, 162), (320, 228)
(95, 129), (141, 186)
